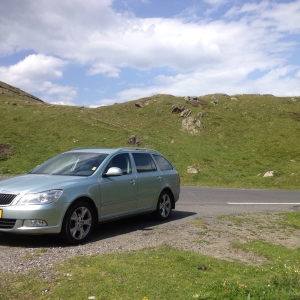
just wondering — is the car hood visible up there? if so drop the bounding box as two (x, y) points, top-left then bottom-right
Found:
(0, 174), (89, 194)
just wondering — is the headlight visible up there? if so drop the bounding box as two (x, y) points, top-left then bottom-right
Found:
(17, 190), (63, 205)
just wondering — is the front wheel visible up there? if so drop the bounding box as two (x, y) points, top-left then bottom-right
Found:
(154, 190), (173, 221)
(59, 201), (94, 245)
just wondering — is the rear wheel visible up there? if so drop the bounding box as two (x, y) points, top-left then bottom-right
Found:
(154, 190), (172, 220)
(59, 201), (94, 244)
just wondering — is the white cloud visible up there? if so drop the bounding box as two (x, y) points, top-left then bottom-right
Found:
(87, 62), (120, 78)
(41, 82), (78, 105)
(225, 0), (300, 33)
(94, 63), (300, 106)
(0, 54), (67, 83)
(0, 0), (299, 106)
(204, 0), (228, 6)
(0, 0), (261, 73)
(0, 54), (77, 104)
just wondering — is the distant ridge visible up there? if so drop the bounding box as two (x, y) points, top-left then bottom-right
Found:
(0, 81), (44, 103)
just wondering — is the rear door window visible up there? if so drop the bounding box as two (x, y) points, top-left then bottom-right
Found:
(132, 153), (157, 173)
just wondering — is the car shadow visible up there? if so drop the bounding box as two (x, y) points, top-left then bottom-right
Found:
(0, 210), (196, 248)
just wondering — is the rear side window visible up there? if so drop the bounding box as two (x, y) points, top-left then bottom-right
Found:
(132, 153), (157, 173)
(153, 154), (173, 171)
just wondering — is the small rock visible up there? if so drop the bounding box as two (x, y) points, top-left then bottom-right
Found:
(198, 265), (207, 271)
(187, 166), (198, 174)
(263, 171), (274, 177)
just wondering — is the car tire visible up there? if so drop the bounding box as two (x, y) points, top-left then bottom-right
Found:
(154, 190), (172, 221)
(59, 201), (94, 245)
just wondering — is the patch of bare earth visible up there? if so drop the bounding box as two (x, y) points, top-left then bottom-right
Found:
(0, 143), (13, 160)
(163, 212), (300, 265)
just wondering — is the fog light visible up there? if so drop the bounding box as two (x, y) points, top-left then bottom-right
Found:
(23, 220), (48, 227)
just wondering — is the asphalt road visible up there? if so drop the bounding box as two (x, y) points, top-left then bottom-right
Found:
(178, 186), (300, 218)
(1, 175), (300, 218)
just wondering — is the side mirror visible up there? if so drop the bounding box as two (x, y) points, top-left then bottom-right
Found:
(103, 167), (123, 177)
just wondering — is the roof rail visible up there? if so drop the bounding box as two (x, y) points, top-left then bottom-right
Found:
(70, 147), (159, 153)
(116, 147), (158, 152)
(72, 147), (109, 151)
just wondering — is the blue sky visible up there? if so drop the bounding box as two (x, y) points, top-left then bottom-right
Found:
(0, 0), (299, 107)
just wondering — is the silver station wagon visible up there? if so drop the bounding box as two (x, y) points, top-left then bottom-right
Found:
(0, 148), (180, 244)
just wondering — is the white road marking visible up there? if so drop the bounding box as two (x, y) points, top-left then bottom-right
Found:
(228, 202), (300, 205)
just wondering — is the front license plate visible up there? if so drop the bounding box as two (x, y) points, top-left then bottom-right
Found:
(0, 209), (2, 218)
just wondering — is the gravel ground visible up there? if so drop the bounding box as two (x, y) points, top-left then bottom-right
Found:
(0, 210), (299, 277)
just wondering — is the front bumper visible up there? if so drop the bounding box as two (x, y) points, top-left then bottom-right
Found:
(0, 202), (70, 234)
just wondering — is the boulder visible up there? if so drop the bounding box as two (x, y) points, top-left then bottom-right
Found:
(127, 135), (136, 145)
(172, 104), (186, 114)
(135, 102), (144, 108)
(180, 109), (191, 118)
(182, 117), (201, 134)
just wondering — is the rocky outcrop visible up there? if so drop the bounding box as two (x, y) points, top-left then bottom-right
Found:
(135, 101), (150, 108)
(180, 109), (191, 118)
(185, 96), (208, 107)
(182, 117), (202, 134)
(172, 104), (186, 114)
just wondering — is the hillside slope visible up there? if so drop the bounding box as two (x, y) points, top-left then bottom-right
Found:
(0, 81), (43, 103)
(0, 85), (300, 189)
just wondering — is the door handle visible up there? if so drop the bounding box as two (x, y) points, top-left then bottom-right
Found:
(157, 176), (162, 181)
(130, 179), (136, 185)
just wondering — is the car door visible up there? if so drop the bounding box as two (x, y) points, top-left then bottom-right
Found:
(99, 153), (137, 219)
(131, 152), (162, 210)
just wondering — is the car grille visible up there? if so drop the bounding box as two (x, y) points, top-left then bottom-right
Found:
(0, 219), (16, 229)
(0, 193), (18, 205)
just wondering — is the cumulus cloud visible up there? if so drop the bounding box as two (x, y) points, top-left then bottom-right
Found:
(0, 0), (276, 73)
(0, 54), (66, 83)
(0, 0), (299, 106)
(0, 54), (77, 104)
(41, 82), (78, 105)
(87, 62), (120, 78)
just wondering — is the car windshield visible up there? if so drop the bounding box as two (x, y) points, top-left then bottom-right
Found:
(30, 152), (108, 176)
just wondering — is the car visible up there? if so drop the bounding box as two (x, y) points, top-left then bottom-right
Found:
(0, 147), (180, 244)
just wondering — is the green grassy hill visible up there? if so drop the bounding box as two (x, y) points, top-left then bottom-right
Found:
(1, 84), (300, 189)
